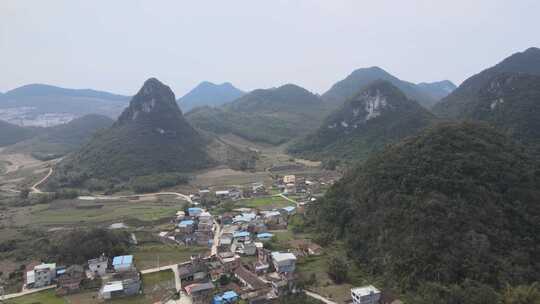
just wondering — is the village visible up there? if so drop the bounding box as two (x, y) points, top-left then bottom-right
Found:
(2, 173), (390, 304)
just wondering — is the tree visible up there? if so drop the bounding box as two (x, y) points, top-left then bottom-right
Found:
(327, 255), (348, 284)
(19, 188), (30, 199)
(503, 283), (540, 304)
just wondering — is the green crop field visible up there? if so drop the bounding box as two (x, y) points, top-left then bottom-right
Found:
(5, 198), (186, 229)
(234, 195), (292, 210)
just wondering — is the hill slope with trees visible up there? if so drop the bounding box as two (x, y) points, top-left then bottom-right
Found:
(0, 120), (40, 147)
(289, 81), (436, 163)
(311, 122), (540, 302)
(321, 66), (446, 109)
(47, 78), (215, 188)
(432, 47), (540, 119)
(5, 114), (114, 160)
(186, 84), (330, 144)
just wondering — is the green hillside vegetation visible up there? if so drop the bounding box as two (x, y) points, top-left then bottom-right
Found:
(310, 122), (540, 302)
(465, 73), (540, 154)
(321, 66), (439, 108)
(0, 120), (40, 147)
(47, 78), (214, 189)
(186, 84), (330, 144)
(5, 114), (114, 160)
(433, 47), (540, 119)
(186, 106), (296, 145)
(289, 81), (436, 164)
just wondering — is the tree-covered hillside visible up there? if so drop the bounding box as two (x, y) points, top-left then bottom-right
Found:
(0, 120), (39, 147)
(187, 84), (330, 145)
(47, 78), (214, 188)
(289, 81), (436, 163)
(322, 66), (440, 108)
(460, 73), (540, 156)
(433, 47), (540, 119)
(5, 114), (113, 160)
(311, 122), (540, 302)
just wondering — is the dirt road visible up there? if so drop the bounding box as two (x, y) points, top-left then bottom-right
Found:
(30, 167), (53, 193)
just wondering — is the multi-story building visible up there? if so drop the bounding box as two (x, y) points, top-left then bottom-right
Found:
(351, 285), (381, 304)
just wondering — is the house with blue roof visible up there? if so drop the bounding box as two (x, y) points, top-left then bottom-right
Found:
(188, 207), (203, 217)
(256, 232), (274, 242)
(112, 255), (134, 272)
(213, 290), (239, 304)
(233, 231), (251, 242)
(178, 220), (195, 233)
(281, 206), (296, 215)
(232, 213), (256, 224)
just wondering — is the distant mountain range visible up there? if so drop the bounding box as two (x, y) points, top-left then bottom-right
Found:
(48, 78), (254, 189)
(321, 66), (454, 109)
(289, 81), (436, 162)
(178, 81), (244, 112)
(0, 83), (129, 126)
(417, 80), (457, 100)
(4, 114), (114, 160)
(187, 84), (330, 145)
(433, 47), (540, 118)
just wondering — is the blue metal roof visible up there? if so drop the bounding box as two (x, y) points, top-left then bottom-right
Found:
(233, 231), (250, 238)
(188, 207), (203, 214)
(282, 206), (296, 212)
(222, 290), (238, 300)
(213, 290), (238, 304)
(179, 220), (194, 226)
(257, 233), (274, 238)
(112, 255), (133, 266)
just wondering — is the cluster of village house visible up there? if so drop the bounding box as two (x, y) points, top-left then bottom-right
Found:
(168, 206), (303, 304)
(22, 174), (389, 304)
(25, 254), (141, 300)
(194, 174), (323, 204)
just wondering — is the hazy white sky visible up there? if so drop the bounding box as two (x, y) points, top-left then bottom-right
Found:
(1, 0), (539, 96)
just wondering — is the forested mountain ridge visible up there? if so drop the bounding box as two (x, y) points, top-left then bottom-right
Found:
(289, 81), (436, 163)
(310, 122), (540, 303)
(47, 78), (214, 188)
(4, 114), (114, 160)
(432, 47), (540, 118)
(186, 84), (330, 145)
(465, 72), (540, 153)
(321, 66), (446, 109)
(0, 120), (40, 147)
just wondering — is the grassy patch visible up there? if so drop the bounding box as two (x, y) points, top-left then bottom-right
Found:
(133, 244), (208, 270)
(296, 242), (376, 304)
(142, 270), (174, 287)
(24, 199), (182, 227)
(234, 196), (291, 209)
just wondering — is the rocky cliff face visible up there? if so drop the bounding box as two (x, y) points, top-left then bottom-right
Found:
(48, 78), (214, 185)
(289, 80), (436, 162)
